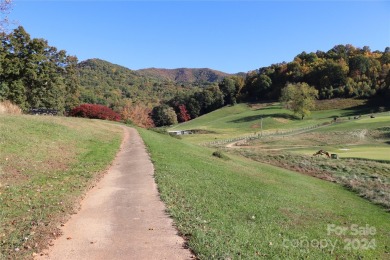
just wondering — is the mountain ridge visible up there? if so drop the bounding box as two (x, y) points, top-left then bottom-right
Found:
(79, 58), (238, 84)
(137, 67), (232, 83)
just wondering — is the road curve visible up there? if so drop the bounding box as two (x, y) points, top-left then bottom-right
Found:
(37, 127), (193, 260)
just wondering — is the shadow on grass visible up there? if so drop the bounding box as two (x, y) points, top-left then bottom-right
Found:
(338, 99), (389, 118)
(228, 113), (299, 123)
(339, 105), (374, 117)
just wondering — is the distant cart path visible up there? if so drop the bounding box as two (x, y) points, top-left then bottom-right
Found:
(37, 127), (193, 260)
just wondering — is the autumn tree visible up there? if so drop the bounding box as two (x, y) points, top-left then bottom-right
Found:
(242, 44), (390, 101)
(280, 82), (318, 120)
(177, 104), (191, 122)
(121, 101), (154, 128)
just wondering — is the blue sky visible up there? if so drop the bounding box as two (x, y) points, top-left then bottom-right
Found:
(8, 0), (390, 73)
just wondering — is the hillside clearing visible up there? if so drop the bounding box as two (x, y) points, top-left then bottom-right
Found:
(169, 100), (380, 144)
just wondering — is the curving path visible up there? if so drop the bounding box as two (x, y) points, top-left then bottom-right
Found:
(37, 127), (193, 260)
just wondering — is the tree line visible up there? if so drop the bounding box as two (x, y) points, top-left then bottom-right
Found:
(242, 44), (390, 101)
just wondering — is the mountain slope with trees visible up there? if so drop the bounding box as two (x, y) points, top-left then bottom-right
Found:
(137, 67), (231, 84)
(76, 59), (205, 114)
(241, 45), (390, 102)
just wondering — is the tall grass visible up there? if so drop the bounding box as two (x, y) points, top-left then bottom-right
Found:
(0, 100), (22, 115)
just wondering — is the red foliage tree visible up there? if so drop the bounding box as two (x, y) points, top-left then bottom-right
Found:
(177, 104), (191, 122)
(70, 104), (121, 121)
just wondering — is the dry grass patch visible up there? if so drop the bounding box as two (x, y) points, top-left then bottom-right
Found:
(0, 101), (22, 115)
(314, 98), (367, 111)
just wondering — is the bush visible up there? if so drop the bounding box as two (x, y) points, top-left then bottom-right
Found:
(212, 150), (229, 160)
(69, 104), (121, 121)
(0, 101), (22, 115)
(121, 102), (154, 128)
(151, 105), (178, 127)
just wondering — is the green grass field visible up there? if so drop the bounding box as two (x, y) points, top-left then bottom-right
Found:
(290, 145), (390, 161)
(0, 115), (122, 259)
(168, 103), (322, 143)
(271, 114), (390, 162)
(140, 128), (390, 259)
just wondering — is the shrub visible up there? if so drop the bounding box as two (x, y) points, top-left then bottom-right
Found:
(0, 101), (22, 115)
(69, 104), (121, 121)
(212, 150), (229, 160)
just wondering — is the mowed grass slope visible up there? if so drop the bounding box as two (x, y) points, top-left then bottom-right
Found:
(0, 115), (122, 259)
(169, 103), (313, 142)
(139, 129), (390, 259)
(169, 100), (372, 143)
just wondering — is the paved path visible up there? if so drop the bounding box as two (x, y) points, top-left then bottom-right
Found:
(37, 127), (193, 260)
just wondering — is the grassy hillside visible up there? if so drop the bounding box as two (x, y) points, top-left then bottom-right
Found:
(158, 99), (390, 258)
(169, 100), (371, 143)
(0, 115), (122, 259)
(172, 99), (389, 204)
(139, 128), (390, 259)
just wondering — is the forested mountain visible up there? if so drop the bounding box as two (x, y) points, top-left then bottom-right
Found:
(137, 67), (230, 84)
(76, 59), (211, 110)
